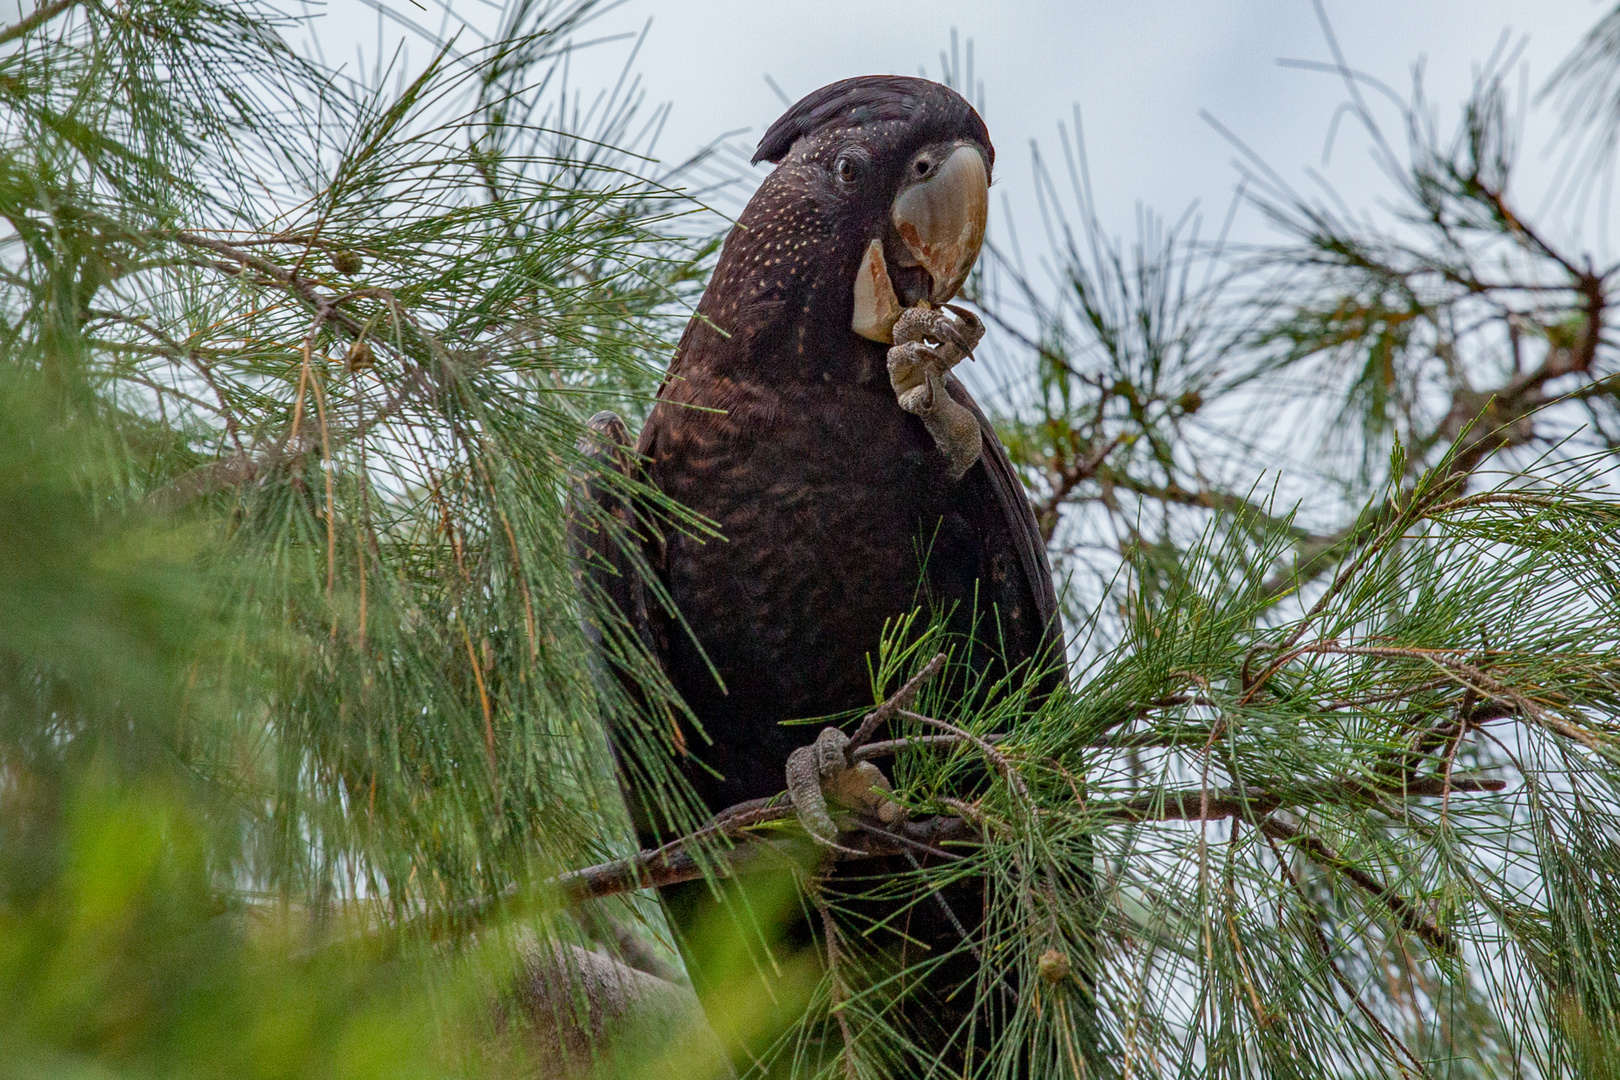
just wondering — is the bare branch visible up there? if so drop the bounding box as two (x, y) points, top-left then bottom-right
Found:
(1096, 775), (1506, 825)
(549, 775), (1505, 907)
(554, 812), (978, 905)
(0, 0), (75, 46)
(1262, 815), (1454, 955)
(848, 653), (947, 751)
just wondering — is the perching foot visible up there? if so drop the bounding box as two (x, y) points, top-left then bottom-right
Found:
(785, 727), (905, 846)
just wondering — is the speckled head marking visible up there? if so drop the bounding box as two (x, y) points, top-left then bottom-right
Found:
(687, 77), (994, 378)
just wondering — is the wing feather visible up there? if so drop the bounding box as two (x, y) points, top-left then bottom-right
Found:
(946, 377), (1067, 690)
(567, 411), (655, 661)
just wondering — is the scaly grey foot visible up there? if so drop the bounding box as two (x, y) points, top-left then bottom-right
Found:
(785, 727), (906, 846)
(887, 304), (985, 479)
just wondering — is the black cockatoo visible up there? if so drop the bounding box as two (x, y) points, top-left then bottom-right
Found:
(571, 76), (1065, 1072)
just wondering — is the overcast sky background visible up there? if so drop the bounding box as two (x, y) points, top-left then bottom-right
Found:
(287, 0), (1614, 444)
(304, 0), (1607, 255)
(274, 0), (1620, 607)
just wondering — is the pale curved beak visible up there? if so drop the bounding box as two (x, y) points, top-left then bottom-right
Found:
(851, 239), (903, 344)
(892, 143), (988, 304)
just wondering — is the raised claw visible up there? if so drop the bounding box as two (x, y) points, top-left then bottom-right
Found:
(887, 305), (984, 479)
(941, 303), (985, 351)
(891, 304), (984, 360)
(888, 341), (944, 413)
(785, 727), (905, 846)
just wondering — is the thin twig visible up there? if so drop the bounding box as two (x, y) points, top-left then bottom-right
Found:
(1261, 816), (1453, 955)
(849, 653), (947, 751)
(553, 813), (977, 905)
(1097, 775), (1505, 824)
(898, 709), (1031, 803)
(854, 732), (1004, 760)
(0, 0), (75, 46)
(816, 894), (859, 1079)
(1262, 829), (1427, 1078)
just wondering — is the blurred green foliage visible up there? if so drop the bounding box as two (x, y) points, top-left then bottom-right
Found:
(6, 0), (1620, 1076)
(0, 362), (448, 1078)
(0, 0), (714, 1074)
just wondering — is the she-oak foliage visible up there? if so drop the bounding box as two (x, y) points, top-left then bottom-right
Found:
(2, 1), (1620, 1078)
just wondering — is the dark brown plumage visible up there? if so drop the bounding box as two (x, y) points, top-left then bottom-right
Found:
(572, 76), (1063, 1072)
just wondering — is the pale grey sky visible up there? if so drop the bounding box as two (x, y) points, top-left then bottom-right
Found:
(305, 0), (1603, 258)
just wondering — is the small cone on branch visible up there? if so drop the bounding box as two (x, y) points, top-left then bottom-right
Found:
(1038, 947), (1070, 985)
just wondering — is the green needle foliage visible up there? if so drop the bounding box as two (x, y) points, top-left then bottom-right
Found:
(726, 455), (1620, 1078)
(0, 0), (716, 1075)
(937, 11), (1620, 1079)
(0, 0), (715, 902)
(7, 0), (1620, 1078)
